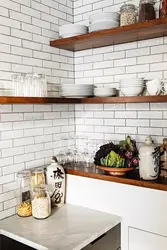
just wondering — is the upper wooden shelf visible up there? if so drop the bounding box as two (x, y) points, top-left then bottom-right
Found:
(1, 95), (167, 104)
(50, 18), (167, 52)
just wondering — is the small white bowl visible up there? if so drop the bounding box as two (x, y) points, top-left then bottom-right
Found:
(59, 24), (88, 38)
(120, 86), (144, 96)
(94, 87), (116, 97)
(90, 12), (120, 23)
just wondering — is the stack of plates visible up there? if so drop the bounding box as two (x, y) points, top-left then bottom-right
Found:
(59, 24), (88, 38)
(60, 84), (93, 98)
(119, 78), (144, 96)
(89, 12), (120, 32)
(94, 87), (116, 97)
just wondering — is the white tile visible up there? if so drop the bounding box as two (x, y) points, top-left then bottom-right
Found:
(138, 127), (162, 136)
(1, 130), (23, 140)
(24, 128), (43, 137)
(104, 119), (125, 126)
(3, 163), (24, 175)
(14, 137), (34, 147)
(115, 111), (137, 118)
(115, 126), (137, 134)
(94, 126), (114, 133)
(138, 111), (162, 119)
(2, 146), (24, 157)
(126, 103), (149, 110)
(126, 119), (149, 127)
(14, 153), (35, 164)
(0, 174), (14, 185)
(1, 113), (23, 122)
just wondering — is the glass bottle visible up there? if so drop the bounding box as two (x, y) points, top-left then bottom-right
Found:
(159, 0), (167, 18)
(32, 185), (51, 219)
(31, 167), (46, 190)
(12, 74), (24, 97)
(139, 0), (156, 22)
(120, 4), (136, 26)
(16, 170), (32, 217)
(160, 138), (167, 177)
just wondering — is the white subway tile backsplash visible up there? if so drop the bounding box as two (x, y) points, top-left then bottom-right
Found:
(0, 0), (167, 221)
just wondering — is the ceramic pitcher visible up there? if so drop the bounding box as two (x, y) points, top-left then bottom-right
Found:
(139, 136), (160, 180)
(46, 157), (65, 207)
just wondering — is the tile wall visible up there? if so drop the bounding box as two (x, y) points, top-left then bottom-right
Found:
(0, 0), (74, 220)
(73, 0), (167, 145)
(1, 0), (167, 220)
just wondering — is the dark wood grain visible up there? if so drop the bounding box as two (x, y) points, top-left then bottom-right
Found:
(65, 166), (167, 192)
(0, 96), (81, 104)
(50, 18), (167, 52)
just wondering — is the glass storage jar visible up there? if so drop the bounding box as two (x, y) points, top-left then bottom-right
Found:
(16, 170), (32, 217)
(32, 185), (51, 219)
(31, 167), (46, 190)
(120, 4), (136, 26)
(139, 0), (156, 22)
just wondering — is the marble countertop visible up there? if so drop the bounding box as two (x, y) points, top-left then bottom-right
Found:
(0, 203), (121, 250)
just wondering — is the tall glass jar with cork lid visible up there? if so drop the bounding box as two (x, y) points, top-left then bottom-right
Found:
(16, 170), (32, 217)
(120, 4), (136, 26)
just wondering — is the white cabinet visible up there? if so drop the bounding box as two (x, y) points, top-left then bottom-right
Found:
(82, 224), (120, 250)
(129, 227), (167, 250)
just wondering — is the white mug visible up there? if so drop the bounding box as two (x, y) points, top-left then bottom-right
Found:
(146, 78), (163, 95)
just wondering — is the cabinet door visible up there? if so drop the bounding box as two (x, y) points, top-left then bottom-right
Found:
(129, 228), (167, 250)
(83, 224), (120, 250)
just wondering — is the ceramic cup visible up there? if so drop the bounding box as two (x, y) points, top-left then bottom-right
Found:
(146, 78), (164, 95)
(163, 80), (167, 94)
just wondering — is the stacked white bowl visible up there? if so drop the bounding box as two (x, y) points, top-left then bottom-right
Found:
(59, 24), (88, 38)
(94, 87), (116, 97)
(89, 12), (120, 32)
(60, 84), (93, 98)
(119, 78), (144, 96)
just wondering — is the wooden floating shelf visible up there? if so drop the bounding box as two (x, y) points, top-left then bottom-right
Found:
(1, 95), (167, 104)
(65, 167), (167, 192)
(0, 96), (81, 104)
(50, 18), (167, 52)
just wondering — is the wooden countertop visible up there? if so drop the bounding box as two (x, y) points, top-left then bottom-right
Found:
(65, 165), (167, 192)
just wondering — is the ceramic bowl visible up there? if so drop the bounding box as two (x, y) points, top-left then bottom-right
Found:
(59, 24), (88, 38)
(94, 87), (116, 97)
(120, 86), (144, 96)
(90, 12), (120, 23)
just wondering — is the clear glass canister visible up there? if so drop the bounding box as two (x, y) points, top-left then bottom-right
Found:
(32, 185), (51, 219)
(139, 0), (155, 22)
(16, 170), (32, 217)
(120, 4), (136, 26)
(31, 167), (46, 190)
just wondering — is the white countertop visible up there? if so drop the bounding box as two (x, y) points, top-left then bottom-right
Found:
(0, 203), (121, 250)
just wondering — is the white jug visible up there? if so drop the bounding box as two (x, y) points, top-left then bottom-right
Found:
(139, 136), (160, 180)
(46, 157), (65, 208)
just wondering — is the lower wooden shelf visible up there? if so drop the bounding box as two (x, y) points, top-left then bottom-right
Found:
(1, 95), (167, 104)
(65, 166), (167, 192)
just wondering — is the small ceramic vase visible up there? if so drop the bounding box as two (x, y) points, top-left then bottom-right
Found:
(139, 136), (160, 180)
(46, 157), (65, 208)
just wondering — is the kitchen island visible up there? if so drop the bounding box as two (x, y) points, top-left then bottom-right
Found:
(0, 203), (121, 250)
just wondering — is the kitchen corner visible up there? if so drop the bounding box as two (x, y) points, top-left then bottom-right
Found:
(0, 204), (121, 250)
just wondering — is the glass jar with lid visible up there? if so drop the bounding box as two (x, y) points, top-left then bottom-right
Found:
(31, 167), (46, 190)
(16, 170), (32, 217)
(32, 185), (51, 219)
(139, 0), (156, 22)
(120, 4), (136, 26)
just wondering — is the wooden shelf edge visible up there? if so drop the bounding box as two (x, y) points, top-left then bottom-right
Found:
(65, 169), (167, 192)
(81, 95), (167, 103)
(0, 96), (81, 104)
(0, 95), (167, 104)
(50, 18), (167, 52)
